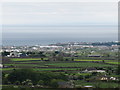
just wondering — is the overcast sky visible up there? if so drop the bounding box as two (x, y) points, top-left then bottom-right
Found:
(2, 2), (118, 26)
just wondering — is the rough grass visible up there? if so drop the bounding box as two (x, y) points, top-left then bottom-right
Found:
(3, 58), (116, 72)
(74, 59), (119, 65)
(105, 62), (120, 65)
(4, 64), (40, 67)
(45, 62), (113, 67)
(6, 62), (112, 68)
(1, 68), (15, 71)
(4, 60), (114, 68)
(33, 68), (79, 71)
(75, 81), (119, 88)
(74, 59), (103, 62)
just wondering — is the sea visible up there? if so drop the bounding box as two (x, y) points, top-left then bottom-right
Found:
(1, 26), (118, 46)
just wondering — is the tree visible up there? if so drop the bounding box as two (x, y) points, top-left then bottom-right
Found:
(37, 80), (44, 85)
(2, 51), (10, 57)
(50, 79), (59, 88)
(102, 60), (105, 63)
(116, 65), (120, 75)
(7, 69), (38, 84)
(7, 69), (68, 86)
(14, 81), (20, 85)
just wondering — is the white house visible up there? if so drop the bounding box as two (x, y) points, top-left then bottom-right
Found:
(0, 64), (3, 68)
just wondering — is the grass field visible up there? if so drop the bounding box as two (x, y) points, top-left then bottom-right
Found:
(10, 58), (48, 61)
(1, 67), (80, 71)
(2, 62), (114, 72)
(75, 81), (119, 88)
(33, 68), (80, 71)
(105, 62), (120, 65)
(4, 61), (114, 68)
(74, 59), (103, 62)
(4, 64), (41, 67)
(1, 68), (15, 71)
(45, 62), (113, 67)
(3, 58), (117, 72)
(74, 59), (119, 65)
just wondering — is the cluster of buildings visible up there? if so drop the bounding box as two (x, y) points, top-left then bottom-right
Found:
(1, 42), (118, 58)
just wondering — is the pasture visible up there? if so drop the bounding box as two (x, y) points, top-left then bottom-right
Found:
(10, 58), (48, 61)
(2, 58), (116, 72)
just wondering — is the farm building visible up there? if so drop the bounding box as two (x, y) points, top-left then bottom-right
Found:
(88, 54), (102, 57)
(82, 68), (106, 73)
(0, 64), (3, 68)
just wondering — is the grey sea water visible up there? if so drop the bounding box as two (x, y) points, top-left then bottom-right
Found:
(2, 26), (118, 46)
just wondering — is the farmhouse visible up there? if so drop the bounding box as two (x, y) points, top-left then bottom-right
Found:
(97, 75), (109, 81)
(0, 64), (3, 68)
(82, 68), (106, 73)
(88, 54), (102, 57)
(110, 77), (119, 81)
(83, 85), (93, 88)
(7, 51), (19, 57)
(88, 70), (106, 73)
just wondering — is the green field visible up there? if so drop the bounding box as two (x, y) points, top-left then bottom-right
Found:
(4, 64), (41, 67)
(1, 67), (80, 71)
(1, 68), (15, 71)
(4, 61), (114, 68)
(74, 59), (103, 62)
(74, 59), (119, 65)
(105, 62), (120, 65)
(33, 68), (80, 71)
(75, 81), (119, 88)
(2, 58), (117, 72)
(10, 58), (48, 61)
(45, 62), (113, 67)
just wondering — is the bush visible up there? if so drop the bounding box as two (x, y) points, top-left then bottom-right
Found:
(7, 69), (37, 84)
(50, 79), (59, 88)
(7, 69), (68, 87)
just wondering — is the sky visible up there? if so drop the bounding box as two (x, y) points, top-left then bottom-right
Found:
(1, 0), (119, 2)
(2, 2), (118, 27)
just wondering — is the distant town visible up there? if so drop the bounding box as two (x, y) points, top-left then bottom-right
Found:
(1, 41), (119, 58)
